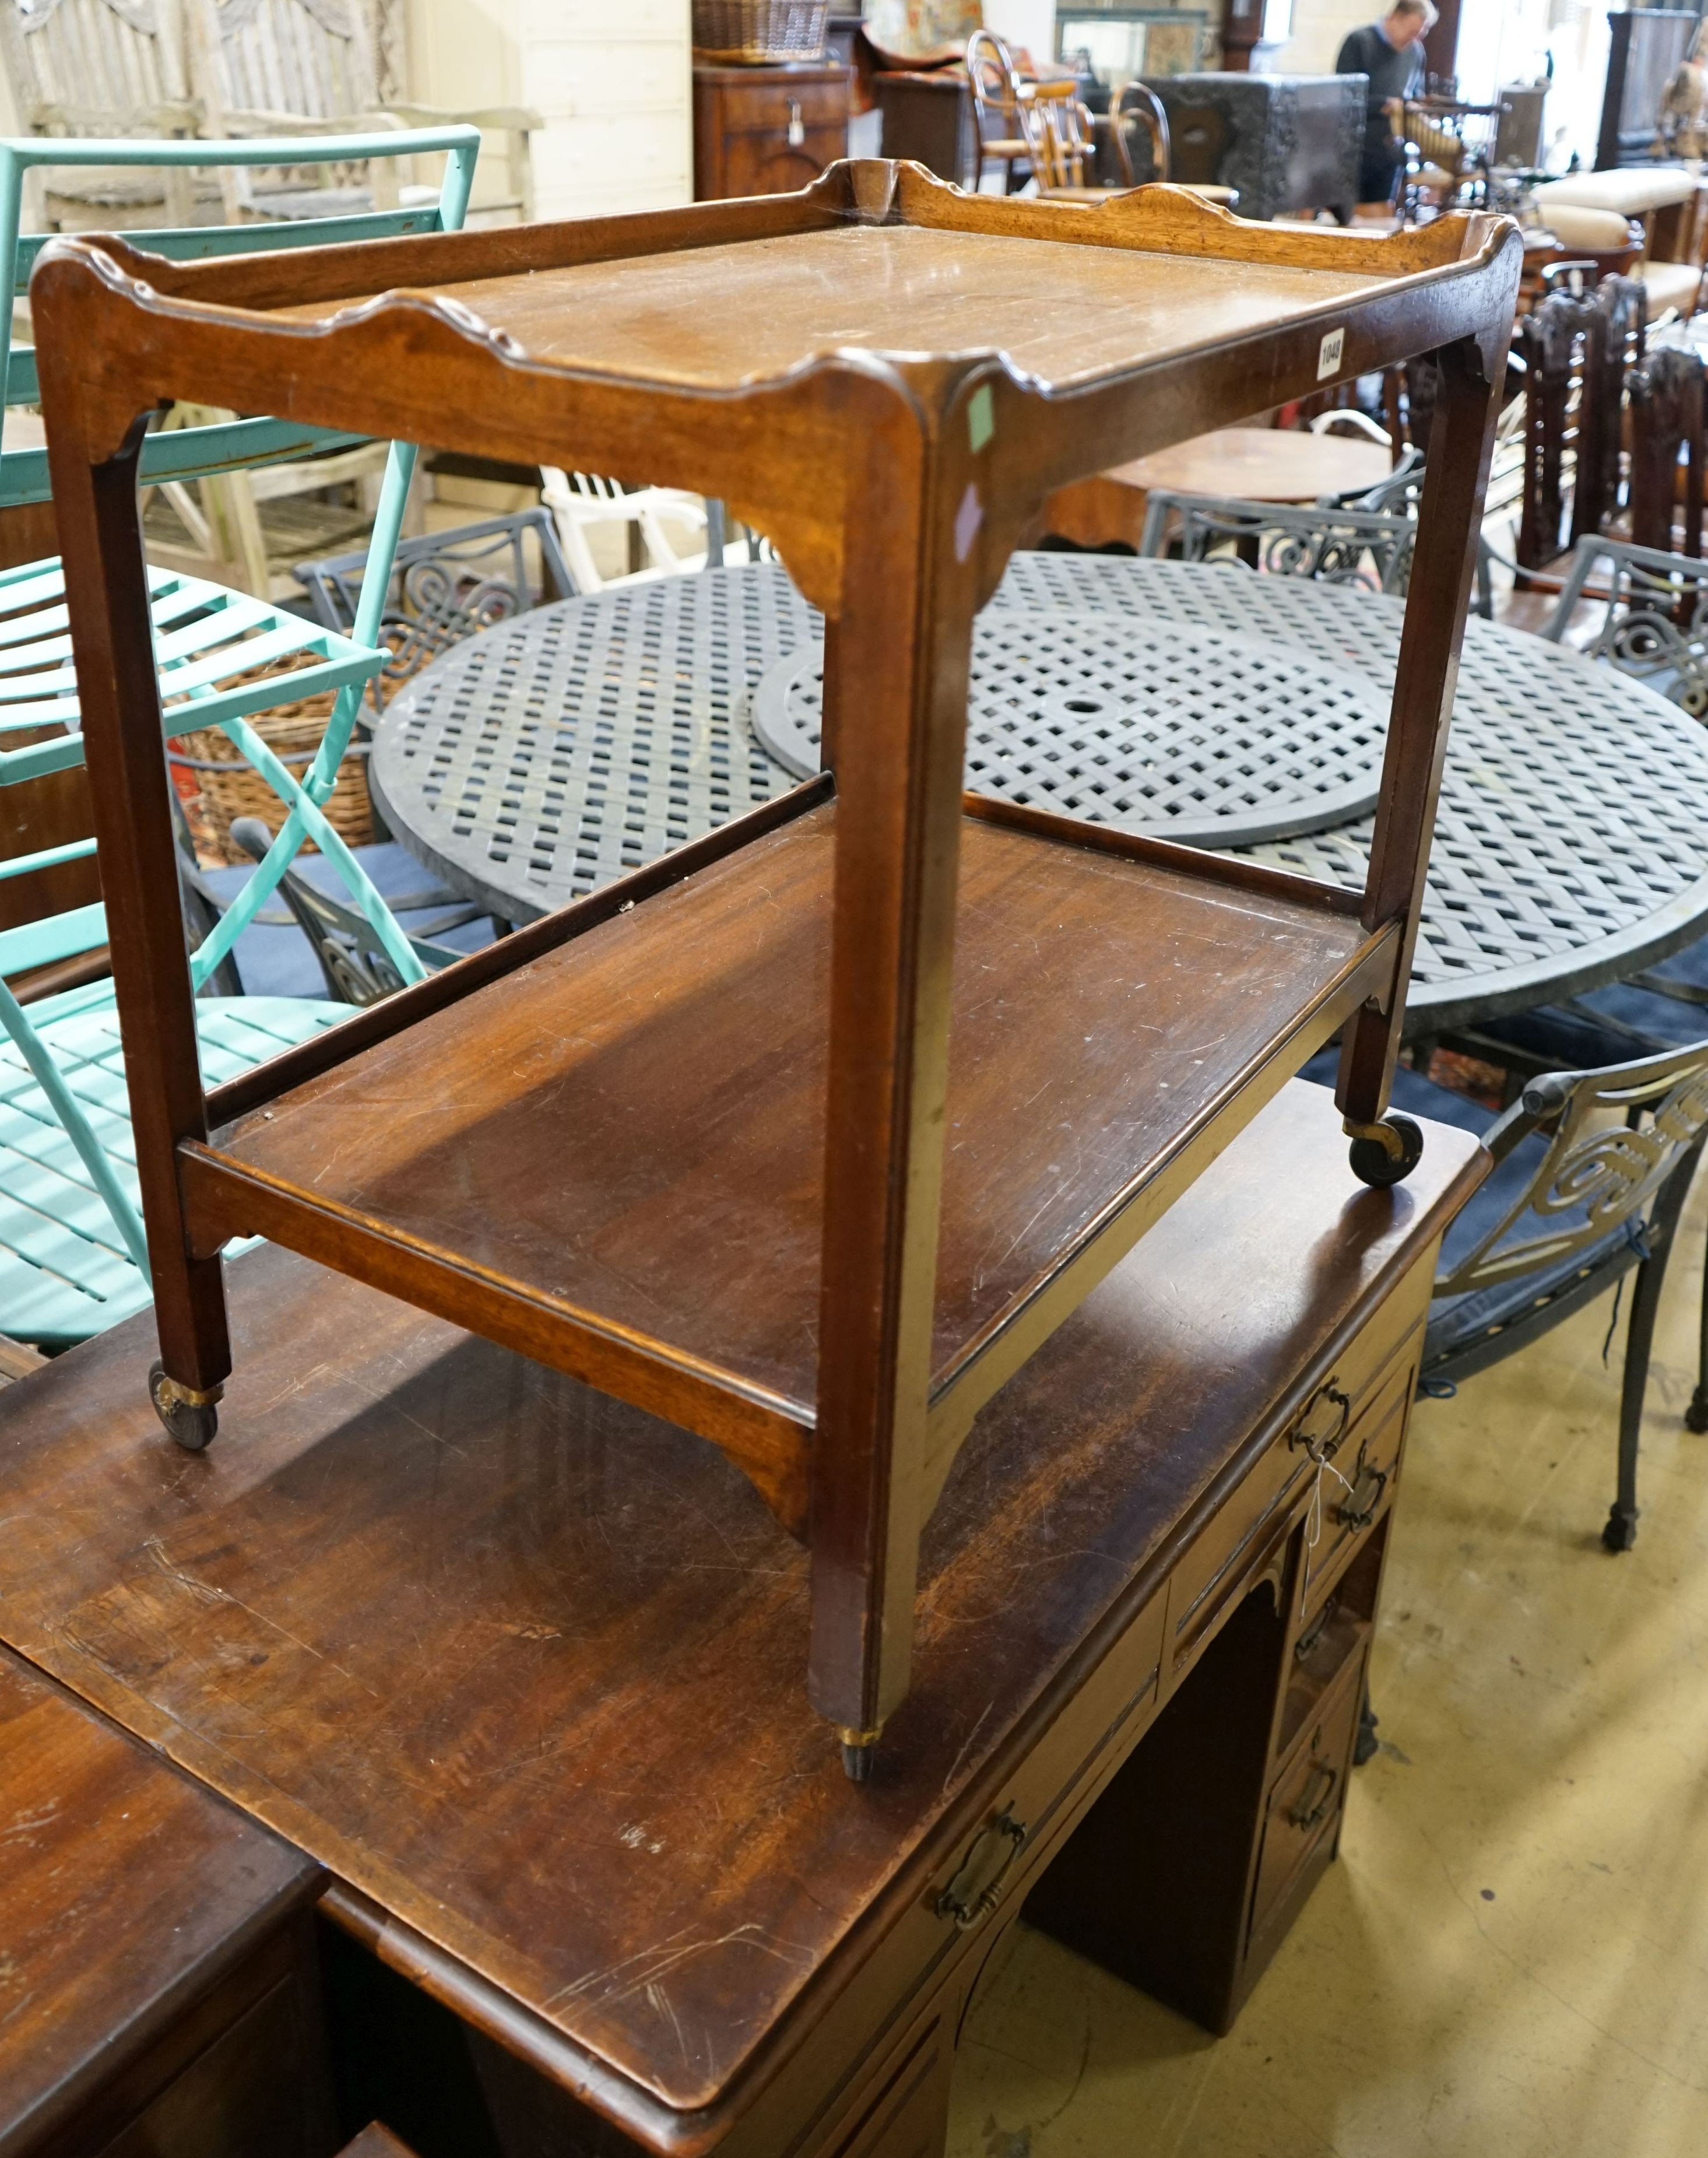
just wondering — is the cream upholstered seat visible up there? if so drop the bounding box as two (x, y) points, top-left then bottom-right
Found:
(1533, 168), (1698, 216)
(1642, 258), (1705, 315)
(1541, 203), (1640, 252)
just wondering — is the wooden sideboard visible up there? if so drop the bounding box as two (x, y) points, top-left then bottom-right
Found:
(0, 1081), (1484, 2158)
(693, 62), (851, 199)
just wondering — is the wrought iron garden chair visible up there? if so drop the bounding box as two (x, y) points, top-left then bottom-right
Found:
(1308, 1035), (1708, 1553)
(1542, 533), (1708, 717)
(294, 507), (575, 708)
(0, 125), (478, 1350)
(1138, 492), (1418, 594)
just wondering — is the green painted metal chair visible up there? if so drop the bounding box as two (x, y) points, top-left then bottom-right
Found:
(0, 125), (478, 1346)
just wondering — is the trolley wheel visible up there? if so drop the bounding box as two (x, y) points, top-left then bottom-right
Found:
(149, 1360), (219, 1452)
(1348, 1113), (1424, 1189)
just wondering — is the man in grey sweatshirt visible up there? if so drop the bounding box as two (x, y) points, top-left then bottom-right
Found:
(1336, 0), (1438, 206)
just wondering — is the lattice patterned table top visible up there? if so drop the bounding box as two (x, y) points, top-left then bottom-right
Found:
(370, 555), (1708, 1030)
(750, 616), (1389, 846)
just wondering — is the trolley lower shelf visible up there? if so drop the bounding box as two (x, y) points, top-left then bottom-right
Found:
(183, 795), (1398, 1531)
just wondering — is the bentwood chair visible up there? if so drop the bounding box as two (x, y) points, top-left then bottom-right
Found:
(965, 29), (1032, 194)
(1308, 1036), (1708, 1555)
(0, 125), (479, 1349)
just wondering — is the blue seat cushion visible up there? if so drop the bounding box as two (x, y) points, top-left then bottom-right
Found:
(201, 840), (496, 999)
(1299, 1053), (1639, 1370)
(1470, 980), (1708, 1075)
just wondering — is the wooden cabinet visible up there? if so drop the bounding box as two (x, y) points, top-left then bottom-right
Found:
(693, 63), (850, 200)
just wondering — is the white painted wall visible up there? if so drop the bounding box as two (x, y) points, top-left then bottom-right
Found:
(983, 0), (1056, 71)
(406, 0), (694, 220)
(1260, 0), (1368, 76)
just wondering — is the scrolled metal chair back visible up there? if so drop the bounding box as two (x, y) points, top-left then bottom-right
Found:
(1437, 1034), (1708, 1299)
(295, 507), (571, 710)
(1138, 492), (1416, 596)
(1543, 534), (1708, 718)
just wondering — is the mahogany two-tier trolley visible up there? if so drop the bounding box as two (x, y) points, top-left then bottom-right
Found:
(32, 163), (1521, 1773)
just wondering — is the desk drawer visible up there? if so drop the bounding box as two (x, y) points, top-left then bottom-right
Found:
(719, 76), (849, 136)
(1170, 1288), (1423, 1673)
(1301, 1357), (1412, 1616)
(922, 1587), (1167, 1941)
(1249, 1650), (1363, 1942)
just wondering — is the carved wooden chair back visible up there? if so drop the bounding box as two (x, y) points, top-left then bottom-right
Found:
(1515, 287), (1608, 569)
(1110, 79), (1170, 187)
(0, 0), (203, 225)
(187, 0), (403, 220)
(964, 28), (1030, 192)
(1628, 343), (1706, 559)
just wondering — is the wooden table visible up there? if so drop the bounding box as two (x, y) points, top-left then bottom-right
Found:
(0, 1082), (1484, 2158)
(0, 1644), (328, 2158)
(1041, 424), (1394, 550)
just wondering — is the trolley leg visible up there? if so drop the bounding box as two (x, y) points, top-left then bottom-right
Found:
(1337, 332), (1509, 1181)
(47, 418), (232, 1436)
(807, 377), (986, 1774)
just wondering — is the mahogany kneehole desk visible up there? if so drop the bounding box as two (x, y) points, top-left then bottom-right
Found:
(33, 159), (1521, 1763)
(0, 1084), (1485, 2158)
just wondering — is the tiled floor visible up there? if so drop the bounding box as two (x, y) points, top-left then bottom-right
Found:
(949, 1168), (1708, 2158)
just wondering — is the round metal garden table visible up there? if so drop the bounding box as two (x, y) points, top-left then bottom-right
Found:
(370, 555), (1708, 1035)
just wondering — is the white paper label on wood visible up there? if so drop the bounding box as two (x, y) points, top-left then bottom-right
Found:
(1317, 328), (1345, 381)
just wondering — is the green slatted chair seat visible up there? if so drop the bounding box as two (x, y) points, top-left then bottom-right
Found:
(0, 985), (347, 1347)
(0, 125), (481, 1353)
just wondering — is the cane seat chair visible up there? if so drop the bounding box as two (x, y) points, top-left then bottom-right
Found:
(0, 125), (478, 1349)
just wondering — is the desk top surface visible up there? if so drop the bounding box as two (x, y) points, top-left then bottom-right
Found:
(0, 1644), (320, 2158)
(0, 1083), (1480, 2139)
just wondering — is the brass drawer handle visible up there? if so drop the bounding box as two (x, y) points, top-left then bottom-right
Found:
(1288, 1760), (1338, 1833)
(1335, 1458), (1389, 1534)
(1290, 1381), (1351, 1462)
(936, 1805), (1028, 1931)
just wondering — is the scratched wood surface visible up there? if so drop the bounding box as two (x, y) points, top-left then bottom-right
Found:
(209, 805), (1370, 1439)
(0, 1082), (1481, 2127)
(0, 1644), (321, 2158)
(276, 227), (1389, 391)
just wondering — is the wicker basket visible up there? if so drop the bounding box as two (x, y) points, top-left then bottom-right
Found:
(692, 0), (829, 63)
(167, 661), (375, 865)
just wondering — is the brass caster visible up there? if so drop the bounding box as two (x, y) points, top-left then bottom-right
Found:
(1345, 1112), (1424, 1189)
(838, 1724), (883, 1784)
(149, 1360), (222, 1452)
